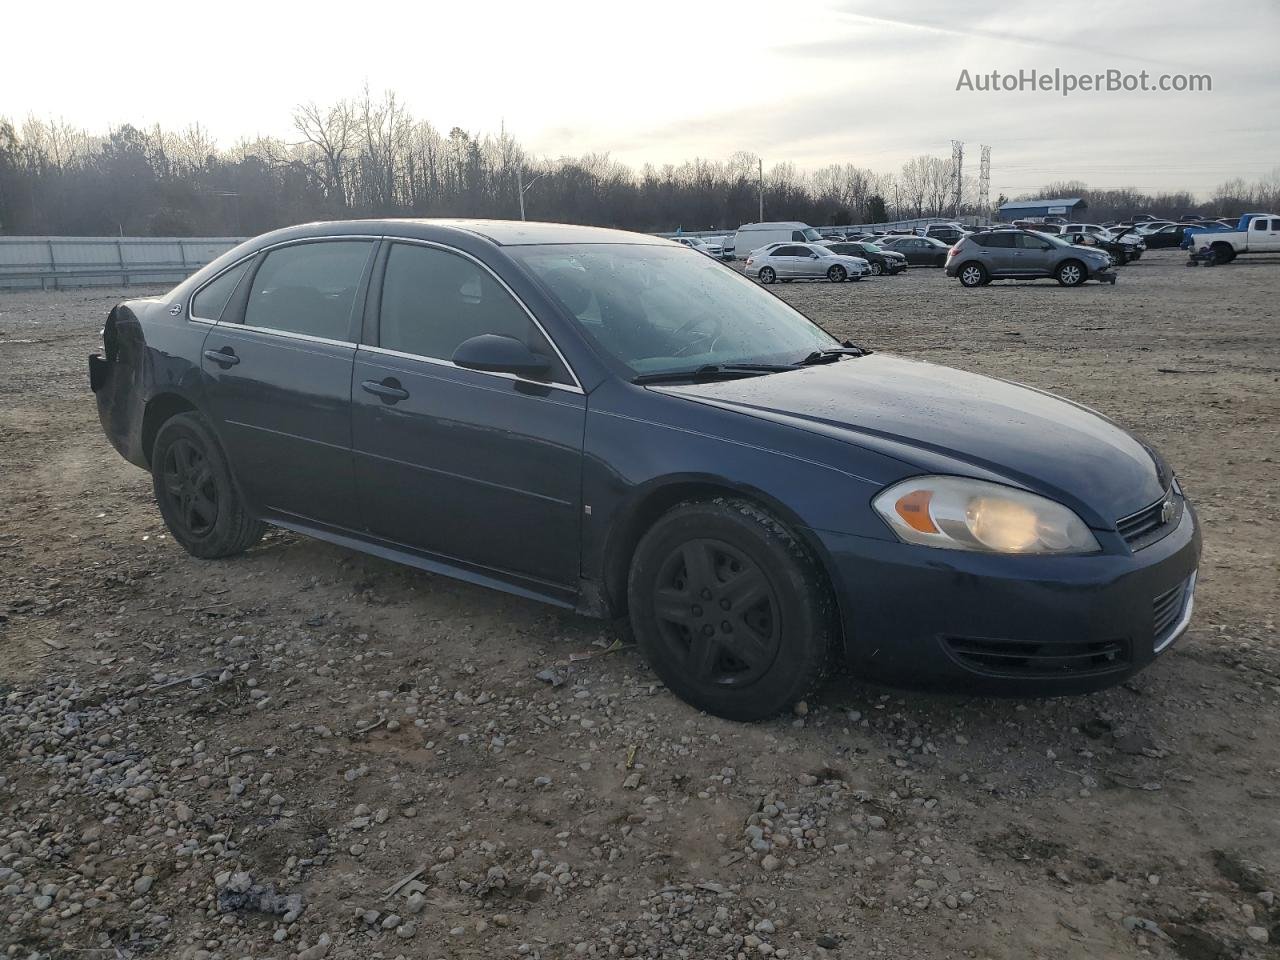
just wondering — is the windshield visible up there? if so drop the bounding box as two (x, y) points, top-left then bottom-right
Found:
(859, 242), (882, 253)
(800, 227), (823, 241)
(511, 243), (840, 376)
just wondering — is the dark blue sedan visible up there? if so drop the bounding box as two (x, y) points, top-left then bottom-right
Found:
(90, 220), (1200, 720)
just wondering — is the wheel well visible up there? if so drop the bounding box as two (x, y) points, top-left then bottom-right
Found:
(1059, 257), (1086, 274)
(602, 482), (842, 630)
(140, 394), (196, 467)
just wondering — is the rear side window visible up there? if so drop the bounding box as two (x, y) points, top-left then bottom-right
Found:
(983, 233), (1016, 248)
(1015, 233), (1049, 249)
(378, 242), (570, 384)
(243, 241), (373, 340)
(191, 260), (250, 322)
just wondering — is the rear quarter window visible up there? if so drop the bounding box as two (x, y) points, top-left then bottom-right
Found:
(190, 260), (251, 322)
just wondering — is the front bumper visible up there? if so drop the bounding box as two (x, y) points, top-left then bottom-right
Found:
(813, 498), (1201, 695)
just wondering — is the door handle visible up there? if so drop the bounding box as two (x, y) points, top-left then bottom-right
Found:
(361, 378), (410, 403)
(203, 347), (239, 367)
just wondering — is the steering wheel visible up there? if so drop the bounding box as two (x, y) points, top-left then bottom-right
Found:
(669, 311), (724, 358)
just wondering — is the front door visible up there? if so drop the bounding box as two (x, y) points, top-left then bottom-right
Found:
(352, 240), (586, 590)
(201, 238), (376, 527)
(1013, 232), (1054, 276)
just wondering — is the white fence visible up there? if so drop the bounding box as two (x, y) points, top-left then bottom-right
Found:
(0, 236), (245, 290)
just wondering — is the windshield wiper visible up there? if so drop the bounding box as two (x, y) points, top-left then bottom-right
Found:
(632, 363), (793, 385)
(795, 342), (874, 366)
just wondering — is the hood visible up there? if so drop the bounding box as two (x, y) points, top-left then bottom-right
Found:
(660, 354), (1165, 525)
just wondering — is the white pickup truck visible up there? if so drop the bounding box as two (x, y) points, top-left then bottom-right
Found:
(1190, 213), (1280, 264)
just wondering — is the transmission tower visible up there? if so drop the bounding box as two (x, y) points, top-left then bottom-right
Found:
(950, 140), (964, 218)
(978, 145), (992, 219)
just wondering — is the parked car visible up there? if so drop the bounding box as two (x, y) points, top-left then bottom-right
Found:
(673, 237), (716, 256)
(1060, 229), (1136, 265)
(1137, 224), (1189, 248)
(1061, 223), (1145, 259)
(89, 219), (1200, 719)
(744, 243), (871, 283)
(918, 223), (967, 245)
(945, 229), (1116, 286)
(875, 235), (951, 266)
(1021, 223), (1062, 235)
(821, 240), (908, 275)
(1187, 213), (1280, 262)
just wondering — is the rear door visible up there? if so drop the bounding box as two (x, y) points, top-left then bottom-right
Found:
(978, 232), (1017, 275)
(201, 238), (376, 526)
(771, 245), (803, 277)
(351, 240), (586, 590)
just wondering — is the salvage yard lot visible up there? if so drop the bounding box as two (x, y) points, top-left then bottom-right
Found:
(1, 248), (1278, 960)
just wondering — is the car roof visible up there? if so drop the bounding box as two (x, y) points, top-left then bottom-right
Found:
(245, 218), (670, 248)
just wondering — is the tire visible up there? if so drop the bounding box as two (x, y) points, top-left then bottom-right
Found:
(870, 261), (883, 276)
(758, 267), (776, 284)
(957, 262), (987, 287)
(827, 265), (846, 283)
(627, 498), (835, 721)
(1211, 243), (1234, 265)
(1056, 260), (1086, 286)
(151, 412), (265, 559)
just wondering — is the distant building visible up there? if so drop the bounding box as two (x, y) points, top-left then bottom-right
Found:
(997, 197), (1088, 220)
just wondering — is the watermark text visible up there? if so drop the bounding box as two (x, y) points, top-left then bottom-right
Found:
(956, 68), (1211, 96)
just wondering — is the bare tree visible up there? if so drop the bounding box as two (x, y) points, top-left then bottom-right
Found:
(293, 99), (357, 208)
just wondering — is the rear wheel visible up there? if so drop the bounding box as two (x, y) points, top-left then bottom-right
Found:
(958, 262), (988, 287)
(152, 413), (264, 558)
(870, 261), (884, 276)
(628, 499), (834, 721)
(757, 266), (776, 284)
(827, 265), (847, 283)
(1056, 260), (1086, 286)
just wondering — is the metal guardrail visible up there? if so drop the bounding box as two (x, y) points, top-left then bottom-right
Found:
(0, 236), (245, 290)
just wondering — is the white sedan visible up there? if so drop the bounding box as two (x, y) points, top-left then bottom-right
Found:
(744, 242), (871, 284)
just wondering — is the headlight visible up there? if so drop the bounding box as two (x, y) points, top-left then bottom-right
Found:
(872, 477), (1100, 554)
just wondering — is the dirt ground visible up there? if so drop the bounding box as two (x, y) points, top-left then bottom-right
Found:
(2, 249), (1278, 960)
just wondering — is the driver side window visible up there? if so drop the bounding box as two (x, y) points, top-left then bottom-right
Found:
(378, 242), (570, 384)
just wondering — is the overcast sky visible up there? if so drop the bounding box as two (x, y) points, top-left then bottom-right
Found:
(4, 0), (1276, 197)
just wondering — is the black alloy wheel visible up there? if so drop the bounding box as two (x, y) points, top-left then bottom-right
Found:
(628, 498), (834, 720)
(151, 412), (265, 558)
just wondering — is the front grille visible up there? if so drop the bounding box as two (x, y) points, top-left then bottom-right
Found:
(1117, 490), (1176, 549)
(943, 636), (1130, 678)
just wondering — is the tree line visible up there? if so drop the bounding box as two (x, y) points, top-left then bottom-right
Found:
(1, 89), (1276, 237)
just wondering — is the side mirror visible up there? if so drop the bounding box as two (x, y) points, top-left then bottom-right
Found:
(452, 334), (551, 380)
(810, 253), (820, 259)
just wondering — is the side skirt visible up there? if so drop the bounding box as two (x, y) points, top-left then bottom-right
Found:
(261, 512), (583, 613)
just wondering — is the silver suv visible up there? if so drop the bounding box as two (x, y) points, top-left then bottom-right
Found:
(945, 229), (1115, 287)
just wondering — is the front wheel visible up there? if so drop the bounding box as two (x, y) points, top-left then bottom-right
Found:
(1056, 260), (1086, 286)
(151, 412), (265, 558)
(958, 262), (988, 287)
(827, 265), (847, 283)
(757, 267), (776, 284)
(870, 261), (884, 276)
(627, 499), (834, 721)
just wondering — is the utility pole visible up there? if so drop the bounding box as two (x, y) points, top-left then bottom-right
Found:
(978, 145), (991, 221)
(951, 139), (965, 218)
(758, 158), (764, 222)
(517, 168), (546, 221)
